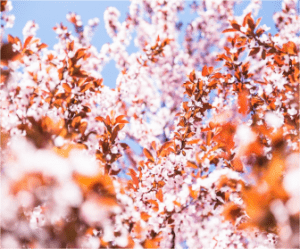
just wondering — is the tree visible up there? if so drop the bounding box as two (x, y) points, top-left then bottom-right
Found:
(0, 0), (299, 248)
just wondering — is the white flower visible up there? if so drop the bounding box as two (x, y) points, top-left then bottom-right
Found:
(54, 136), (64, 147)
(235, 124), (256, 146)
(288, 107), (297, 116)
(111, 146), (118, 154)
(284, 167), (300, 196)
(69, 150), (99, 176)
(260, 24), (270, 31)
(265, 112), (284, 128)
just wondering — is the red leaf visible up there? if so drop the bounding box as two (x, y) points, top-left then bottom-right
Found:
(116, 115), (129, 124)
(222, 203), (243, 224)
(23, 36), (33, 49)
(14, 37), (22, 46)
(119, 143), (129, 150)
(143, 148), (155, 163)
(75, 48), (86, 60)
(249, 47), (260, 56)
(256, 28), (265, 37)
(158, 141), (173, 157)
(1, 43), (21, 64)
(261, 49), (266, 60)
(232, 158), (244, 172)
(111, 124), (122, 142)
(242, 13), (251, 27)
(62, 83), (72, 93)
(67, 40), (74, 51)
(7, 34), (14, 43)
(156, 189), (164, 202)
(151, 141), (157, 151)
(284, 41), (297, 55)
(255, 17), (262, 28)
(186, 139), (200, 145)
(106, 115), (111, 126)
(237, 89), (249, 116)
(202, 65), (208, 77)
(231, 21), (240, 31)
(206, 131), (212, 146)
(79, 121), (87, 135)
(129, 168), (139, 188)
(187, 161), (198, 169)
(116, 115), (126, 123)
(38, 43), (48, 50)
(71, 116), (81, 128)
(247, 16), (255, 30)
(141, 212), (151, 221)
(222, 28), (237, 33)
(1, 1), (7, 12)
(189, 69), (196, 82)
(57, 67), (64, 80)
(95, 116), (105, 123)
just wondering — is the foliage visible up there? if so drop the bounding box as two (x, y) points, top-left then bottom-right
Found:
(1, 0), (299, 248)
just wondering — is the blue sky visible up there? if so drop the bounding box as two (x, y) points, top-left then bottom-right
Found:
(4, 1), (283, 89)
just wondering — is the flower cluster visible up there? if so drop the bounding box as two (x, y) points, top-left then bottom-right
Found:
(0, 0), (299, 248)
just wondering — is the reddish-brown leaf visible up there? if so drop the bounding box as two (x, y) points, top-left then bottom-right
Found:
(156, 189), (164, 202)
(14, 36), (22, 46)
(67, 40), (74, 51)
(261, 49), (266, 60)
(186, 139), (200, 145)
(206, 131), (212, 146)
(129, 168), (139, 188)
(79, 121), (87, 135)
(202, 65), (208, 77)
(119, 143), (129, 150)
(189, 186), (199, 199)
(7, 34), (14, 44)
(242, 13), (251, 27)
(143, 148), (155, 163)
(151, 141), (157, 151)
(158, 141), (173, 157)
(255, 17), (262, 28)
(247, 16), (255, 30)
(111, 123), (125, 142)
(115, 115), (126, 123)
(62, 83), (72, 93)
(75, 48), (86, 60)
(141, 212), (151, 222)
(231, 21), (241, 30)
(80, 82), (93, 93)
(284, 41), (297, 55)
(95, 116), (105, 123)
(232, 158), (244, 172)
(237, 89), (249, 115)
(222, 28), (237, 33)
(38, 43), (48, 50)
(222, 203), (243, 224)
(71, 116), (82, 128)
(23, 36), (33, 49)
(189, 69), (196, 82)
(187, 161), (198, 169)
(1, 1), (7, 12)
(57, 67), (64, 80)
(144, 237), (162, 249)
(115, 115), (129, 124)
(105, 115), (111, 126)
(0, 43), (21, 65)
(249, 47), (260, 56)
